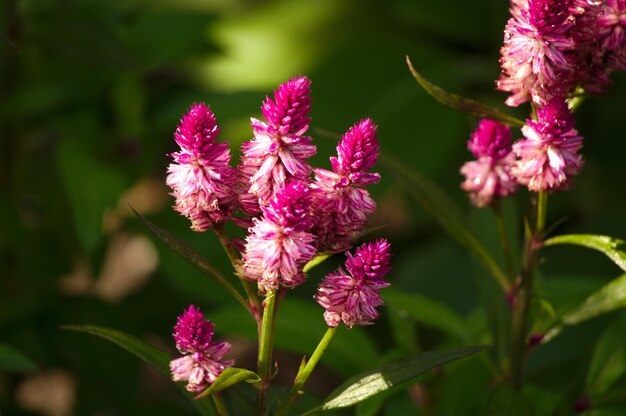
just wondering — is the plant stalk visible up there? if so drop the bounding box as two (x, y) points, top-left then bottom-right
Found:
(212, 394), (229, 416)
(510, 191), (547, 389)
(275, 326), (337, 416)
(214, 224), (262, 322)
(256, 289), (278, 416)
(493, 201), (516, 280)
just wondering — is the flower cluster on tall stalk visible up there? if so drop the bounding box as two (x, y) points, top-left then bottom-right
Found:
(165, 76), (392, 415)
(459, 0), (626, 392)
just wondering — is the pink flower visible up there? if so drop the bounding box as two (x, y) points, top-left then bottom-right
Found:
(242, 181), (316, 292)
(311, 119), (381, 251)
(239, 77), (316, 213)
(497, 0), (577, 106)
(460, 120), (518, 207)
(170, 305), (233, 392)
(512, 100), (584, 191)
(316, 240), (392, 328)
(571, 0), (626, 93)
(166, 103), (237, 232)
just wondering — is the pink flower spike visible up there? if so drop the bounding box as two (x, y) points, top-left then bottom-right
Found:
(239, 76), (316, 209)
(496, 0), (577, 106)
(512, 100), (584, 191)
(311, 119), (381, 251)
(334, 119), (380, 183)
(242, 181), (316, 292)
(166, 103), (237, 231)
(170, 305), (233, 392)
(316, 240), (392, 328)
(460, 120), (518, 207)
(261, 76), (312, 137)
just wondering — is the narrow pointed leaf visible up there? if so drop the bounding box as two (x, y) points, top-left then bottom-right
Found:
(544, 234), (626, 273)
(0, 343), (38, 373)
(585, 318), (626, 397)
(132, 208), (250, 313)
(544, 274), (626, 343)
(384, 290), (471, 341)
(63, 325), (215, 416)
(132, 208), (230, 287)
(195, 368), (260, 399)
(382, 153), (510, 292)
(63, 324), (170, 373)
(306, 345), (487, 412)
(303, 253), (332, 274)
(406, 56), (524, 128)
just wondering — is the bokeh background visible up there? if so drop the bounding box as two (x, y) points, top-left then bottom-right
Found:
(2, 0), (626, 414)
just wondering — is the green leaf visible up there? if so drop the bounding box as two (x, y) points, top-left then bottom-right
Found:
(303, 253), (332, 274)
(306, 345), (487, 413)
(132, 209), (251, 313)
(384, 290), (471, 341)
(543, 234), (626, 273)
(195, 368), (260, 399)
(0, 343), (39, 373)
(406, 56), (524, 128)
(381, 153), (510, 292)
(544, 274), (626, 342)
(486, 384), (533, 416)
(585, 316), (626, 397)
(63, 325), (170, 374)
(63, 325), (215, 416)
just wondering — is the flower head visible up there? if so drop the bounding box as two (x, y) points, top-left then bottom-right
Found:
(460, 120), (518, 207)
(239, 77), (316, 212)
(311, 119), (381, 251)
(497, 0), (577, 106)
(512, 99), (584, 191)
(243, 181), (316, 292)
(316, 240), (392, 328)
(167, 103), (237, 231)
(170, 305), (233, 392)
(571, 0), (626, 93)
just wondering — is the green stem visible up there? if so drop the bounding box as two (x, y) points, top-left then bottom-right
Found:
(212, 394), (229, 416)
(275, 326), (338, 416)
(535, 191), (548, 234)
(510, 191), (547, 389)
(493, 201), (516, 280)
(214, 225), (262, 322)
(256, 289), (278, 416)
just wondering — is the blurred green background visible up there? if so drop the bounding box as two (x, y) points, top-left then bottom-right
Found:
(2, 0), (626, 414)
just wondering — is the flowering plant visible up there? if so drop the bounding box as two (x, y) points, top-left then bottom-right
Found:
(64, 0), (626, 414)
(67, 76), (484, 415)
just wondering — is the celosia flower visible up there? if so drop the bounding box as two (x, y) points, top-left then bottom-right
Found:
(166, 103), (237, 232)
(311, 119), (381, 251)
(170, 305), (233, 392)
(460, 119), (518, 207)
(512, 100), (584, 191)
(316, 240), (391, 328)
(497, 0), (577, 106)
(243, 181), (316, 292)
(571, 0), (626, 93)
(595, 0), (626, 52)
(239, 76), (316, 213)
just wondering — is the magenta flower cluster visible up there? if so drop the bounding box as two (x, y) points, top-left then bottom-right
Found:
(461, 0), (624, 204)
(170, 306), (233, 392)
(460, 120), (518, 207)
(316, 240), (392, 328)
(167, 77), (392, 390)
(497, 0), (626, 107)
(166, 103), (237, 232)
